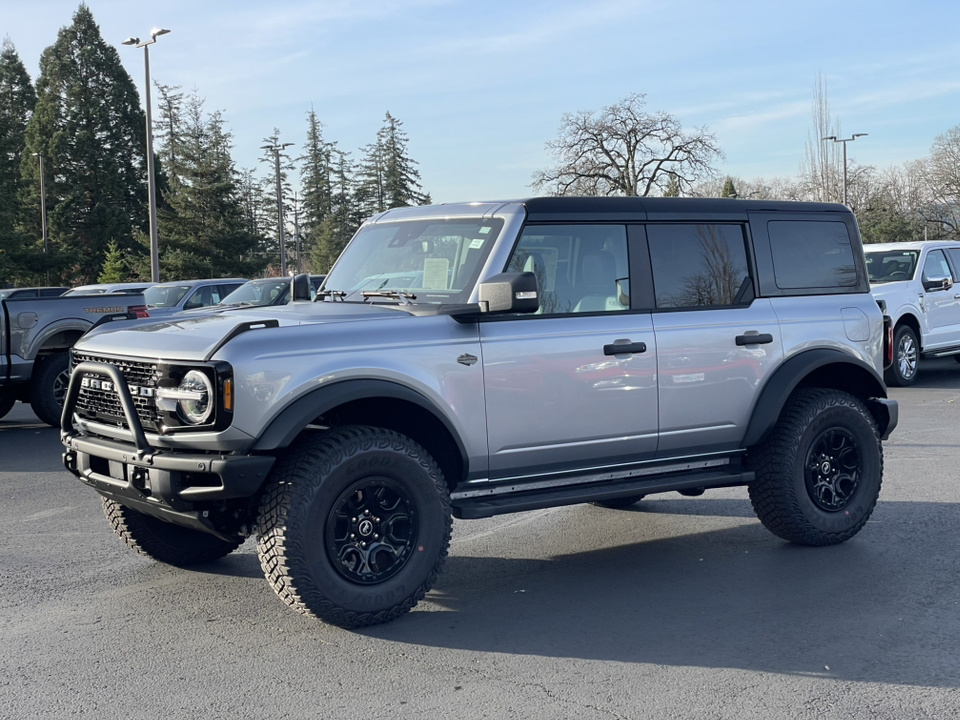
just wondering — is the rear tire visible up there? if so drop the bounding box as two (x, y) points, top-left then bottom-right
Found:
(30, 351), (70, 427)
(103, 498), (243, 566)
(747, 388), (882, 546)
(257, 426), (452, 628)
(884, 325), (918, 387)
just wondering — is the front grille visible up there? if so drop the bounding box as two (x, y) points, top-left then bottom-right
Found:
(72, 352), (163, 431)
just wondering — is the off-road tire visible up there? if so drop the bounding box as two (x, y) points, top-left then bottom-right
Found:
(256, 426), (452, 629)
(0, 389), (15, 419)
(747, 388), (882, 546)
(592, 495), (645, 509)
(30, 351), (70, 427)
(885, 325), (919, 387)
(103, 498), (243, 566)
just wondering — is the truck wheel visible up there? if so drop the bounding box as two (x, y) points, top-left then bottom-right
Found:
(102, 498), (243, 566)
(0, 389), (15, 419)
(885, 325), (918, 387)
(30, 351), (70, 427)
(592, 495), (645, 509)
(256, 426), (452, 628)
(747, 388), (882, 546)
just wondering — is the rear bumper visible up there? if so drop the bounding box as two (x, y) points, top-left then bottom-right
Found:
(867, 397), (898, 441)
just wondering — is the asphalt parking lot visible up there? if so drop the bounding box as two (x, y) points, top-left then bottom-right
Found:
(2, 358), (959, 719)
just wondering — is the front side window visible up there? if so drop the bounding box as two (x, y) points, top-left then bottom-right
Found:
(323, 218), (504, 305)
(507, 224), (629, 314)
(922, 249), (951, 282)
(768, 221), (857, 289)
(647, 224), (750, 309)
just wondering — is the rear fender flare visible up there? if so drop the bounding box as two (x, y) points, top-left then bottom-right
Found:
(743, 349), (887, 447)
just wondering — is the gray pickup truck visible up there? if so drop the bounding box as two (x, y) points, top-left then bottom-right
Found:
(0, 291), (148, 425)
(61, 197), (897, 629)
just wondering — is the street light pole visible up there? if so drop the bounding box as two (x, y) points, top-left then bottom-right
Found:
(31, 152), (49, 284)
(123, 28), (170, 283)
(821, 133), (868, 206)
(262, 142), (294, 275)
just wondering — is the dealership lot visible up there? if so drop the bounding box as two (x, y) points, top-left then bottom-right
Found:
(2, 359), (959, 719)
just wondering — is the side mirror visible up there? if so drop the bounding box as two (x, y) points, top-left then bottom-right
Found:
(478, 272), (539, 314)
(291, 274), (312, 302)
(922, 275), (953, 292)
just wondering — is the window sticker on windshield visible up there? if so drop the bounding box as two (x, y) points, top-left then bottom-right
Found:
(423, 258), (450, 289)
(469, 238), (484, 249)
(479, 227), (491, 234)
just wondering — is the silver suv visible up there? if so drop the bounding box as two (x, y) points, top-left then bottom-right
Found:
(61, 198), (897, 628)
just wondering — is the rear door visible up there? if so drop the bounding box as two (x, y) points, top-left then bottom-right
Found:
(643, 222), (783, 455)
(480, 223), (659, 479)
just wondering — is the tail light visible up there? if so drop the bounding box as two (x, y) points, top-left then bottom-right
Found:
(129, 304), (150, 319)
(883, 316), (893, 369)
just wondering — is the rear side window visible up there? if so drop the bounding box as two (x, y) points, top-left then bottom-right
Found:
(946, 248), (960, 281)
(647, 224), (750, 309)
(768, 221), (857, 289)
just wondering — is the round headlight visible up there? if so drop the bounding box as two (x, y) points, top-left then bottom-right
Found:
(178, 370), (213, 424)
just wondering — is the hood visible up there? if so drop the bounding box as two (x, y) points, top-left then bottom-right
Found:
(75, 301), (411, 361)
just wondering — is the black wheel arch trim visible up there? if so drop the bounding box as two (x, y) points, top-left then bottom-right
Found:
(743, 348), (892, 447)
(252, 378), (470, 466)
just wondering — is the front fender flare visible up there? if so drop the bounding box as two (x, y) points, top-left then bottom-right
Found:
(743, 348), (888, 448)
(252, 378), (469, 464)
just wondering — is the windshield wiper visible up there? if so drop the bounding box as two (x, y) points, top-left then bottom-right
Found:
(316, 289), (347, 301)
(361, 290), (416, 304)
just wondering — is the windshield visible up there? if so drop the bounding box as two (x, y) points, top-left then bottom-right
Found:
(323, 218), (504, 304)
(145, 285), (191, 307)
(865, 250), (919, 284)
(221, 280), (290, 306)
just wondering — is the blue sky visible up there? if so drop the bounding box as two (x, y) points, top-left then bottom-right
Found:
(5, 0), (960, 203)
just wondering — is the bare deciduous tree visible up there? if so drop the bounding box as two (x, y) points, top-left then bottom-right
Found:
(923, 125), (960, 237)
(532, 93), (723, 197)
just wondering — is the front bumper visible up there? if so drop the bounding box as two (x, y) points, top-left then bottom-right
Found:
(61, 360), (275, 537)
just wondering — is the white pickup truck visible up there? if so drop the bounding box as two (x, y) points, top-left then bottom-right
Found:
(864, 241), (960, 386)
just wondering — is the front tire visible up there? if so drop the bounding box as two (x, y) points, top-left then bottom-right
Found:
(30, 351), (70, 427)
(747, 388), (882, 546)
(885, 325), (919, 387)
(0, 389), (15, 419)
(103, 498), (243, 566)
(256, 426), (452, 628)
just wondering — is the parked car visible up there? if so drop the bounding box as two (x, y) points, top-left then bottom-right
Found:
(143, 278), (247, 317)
(202, 275), (326, 310)
(864, 241), (960, 386)
(0, 286), (69, 299)
(62, 197), (896, 629)
(64, 282), (156, 296)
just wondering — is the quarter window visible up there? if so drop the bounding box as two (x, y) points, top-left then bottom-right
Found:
(647, 224), (750, 309)
(768, 221), (857, 289)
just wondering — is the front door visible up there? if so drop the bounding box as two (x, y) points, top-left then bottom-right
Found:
(480, 223), (658, 479)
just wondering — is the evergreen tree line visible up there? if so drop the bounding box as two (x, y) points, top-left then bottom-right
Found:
(0, 5), (428, 287)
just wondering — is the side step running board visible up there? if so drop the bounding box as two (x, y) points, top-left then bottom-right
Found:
(453, 469), (754, 519)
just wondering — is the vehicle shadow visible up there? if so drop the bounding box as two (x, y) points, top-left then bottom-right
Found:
(354, 498), (960, 689)
(904, 356), (960, 390)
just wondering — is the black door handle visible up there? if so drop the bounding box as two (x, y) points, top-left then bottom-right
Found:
(604, 341), (647, 355)
(735, 333), (773, 346)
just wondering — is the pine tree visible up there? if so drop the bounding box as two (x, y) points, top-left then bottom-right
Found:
(721, 177), (738, 198)
(310, 149), (358, 272)
(379, 112), (427, 208)
(663, 175), (681, 197)
(299, 110), (335, 271)
(0, 38), (37, 285)
(98, 240), (128, 282)
(258, 129), (296, 271)
(354, 111), (428, 219)
(22, 5), (149, 285)
(154, 91), (264, 279)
